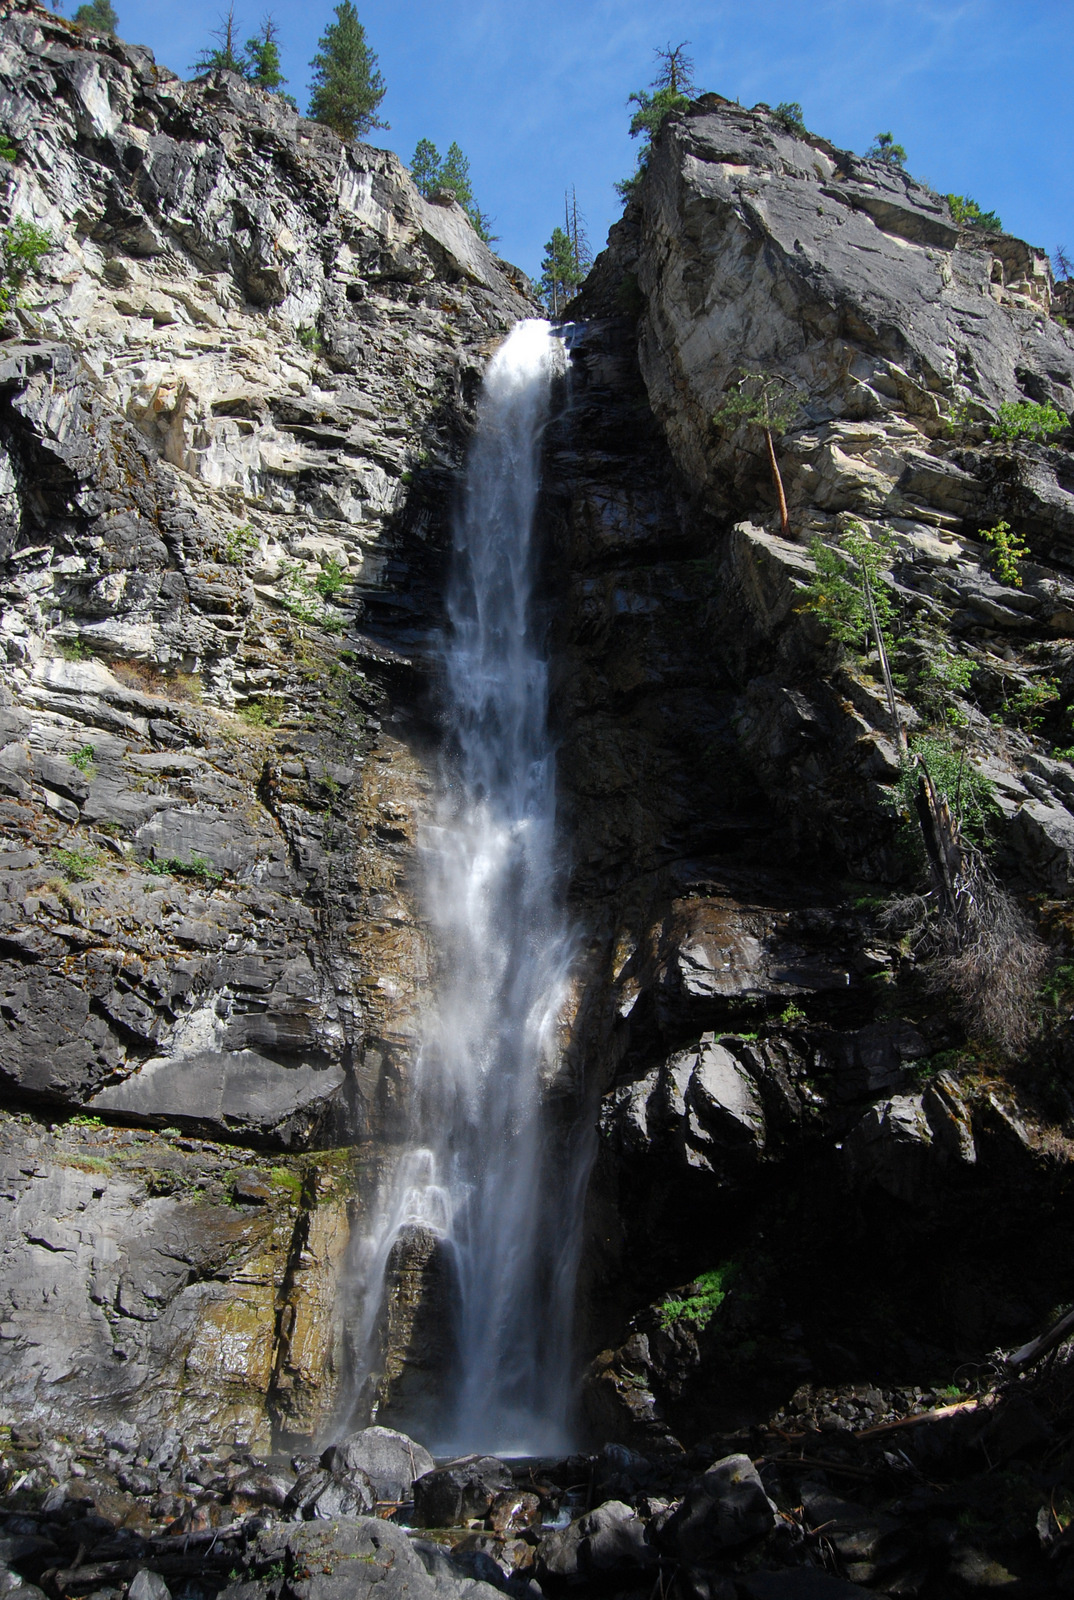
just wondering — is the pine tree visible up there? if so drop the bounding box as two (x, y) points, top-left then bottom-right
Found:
(617, 42), (696, 202)
(307, 2), (387, 142)
(865, 131), (907, 167)
(564, 187), (592, 280)
(410, 139), (442, 198)
(540, 226), (583, 316)
(245, 16), (294, 102)
(191, 7), (247, 74)
(409, 138), (495, 242)
(73, 0), (118, 33)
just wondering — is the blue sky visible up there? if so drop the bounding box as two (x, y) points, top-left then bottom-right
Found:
(88, 0), (1072, 284)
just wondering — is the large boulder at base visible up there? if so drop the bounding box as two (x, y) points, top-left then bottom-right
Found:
(412, 1455), (514, 1528)
(222, 1518), (443, 1600)
(321, 1425), (434, 1502)
(285, 1467), (375, 1521)
(536, 1500), (657, 1582)
(658, 1454), (775, 1561)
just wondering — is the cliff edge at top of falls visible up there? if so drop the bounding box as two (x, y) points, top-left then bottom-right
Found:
(582, 89), (1072, 513)
(0, 0), (533, 1449)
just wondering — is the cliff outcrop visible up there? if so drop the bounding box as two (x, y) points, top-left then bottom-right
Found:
(562, 97), (1074, 1450)
(0, 0), (530, 1446)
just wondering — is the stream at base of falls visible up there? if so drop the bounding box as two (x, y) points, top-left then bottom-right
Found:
(342, 318), (588, 1457)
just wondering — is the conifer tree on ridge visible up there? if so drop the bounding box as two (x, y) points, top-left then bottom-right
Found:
(307, 1), (387, 142)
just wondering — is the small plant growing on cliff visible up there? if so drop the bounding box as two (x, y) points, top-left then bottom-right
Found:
(52, 846), (104, 883)
(659, 1264), (737, 1331)
(805, 522), (905, 751)
(1006, 676), (1060, 732)
(865, 131), (906, 167)
(979, 519), (1029, 586)
(146, 853), (224, 885)
(313, 556), (347, 597)
(773, 102), (806, 135)
(991, 400), (1066, 444)
(947, 194), (1003, 232)
(0, 219), (54, 318)
(0, 137), (17, 164)
(712, 372), (801, 536)
(223, 523), (259, 564)
(297, 324), (323, 354)
(276, 562), (345, 631)
(895, 736), (998, 846)
(69, 744), (96, 775)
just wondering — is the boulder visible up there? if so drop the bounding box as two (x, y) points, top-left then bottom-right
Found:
(223, 1517), (447, 1600)
(535, 1500), (656, 1582)
(658, 1454), (775, 1560)
(285, 1466), (376, 1521)
(320, 1426), (434, 1503)
(412, 1455), (514, 1529)
(842, 1094), (939, 1204)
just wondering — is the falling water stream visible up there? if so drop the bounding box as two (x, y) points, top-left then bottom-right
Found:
(346, 319), (582, 1455)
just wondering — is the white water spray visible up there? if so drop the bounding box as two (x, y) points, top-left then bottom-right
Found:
(346, 319), (581, 1455)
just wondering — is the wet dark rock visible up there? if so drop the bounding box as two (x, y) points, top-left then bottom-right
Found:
(658, 1455), (775, 1560)
(320, 1426), (434, 1503)
(535, 1500), (657, 1583)
(486, 1491), (541, 1535)
(413, 1457), (514, 1529)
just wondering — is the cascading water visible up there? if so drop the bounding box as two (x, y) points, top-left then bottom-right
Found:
(344, 318), (583, 1455)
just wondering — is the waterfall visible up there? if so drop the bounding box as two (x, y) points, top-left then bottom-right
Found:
(344, 318), (581, 1456)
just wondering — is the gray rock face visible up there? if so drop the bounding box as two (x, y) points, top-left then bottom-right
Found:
(91, 1047), (346, 1145)
(0, 0), (534, 1442)
(658, 1454), (775, 1560)
(627, 97), (1071, 512)
(321, 1425), (435, 1502)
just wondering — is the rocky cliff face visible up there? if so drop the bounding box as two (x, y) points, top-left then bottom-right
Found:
(556, 97), (1074, 1445)
(0, 0), (530, 1449)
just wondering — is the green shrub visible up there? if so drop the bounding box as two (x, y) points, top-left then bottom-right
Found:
(1006, 676), (1059, 731)
(52, 846), (104, 882)
(297, 324), (323, 353)
(0, 137), (16, 163)
(69, 743), (96, 775)
(276, 561), (345, 632)
(0, 219), (54, 317)
(991, 400), (1066, 444)
(895, 736), (998, 843)
(313, 556), (347, 597)
(659, 1264), (737, 1331)
(222, 523), (259, 564)
(947, 194), (1002, 232)
(146, 853), (224, 885)
(804, 524), (899, 655)
(238, 696), (284, 727)
(979, 519), (1028, 587)
(773, 101), (806, 135)
(909, 641), (975, 727)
